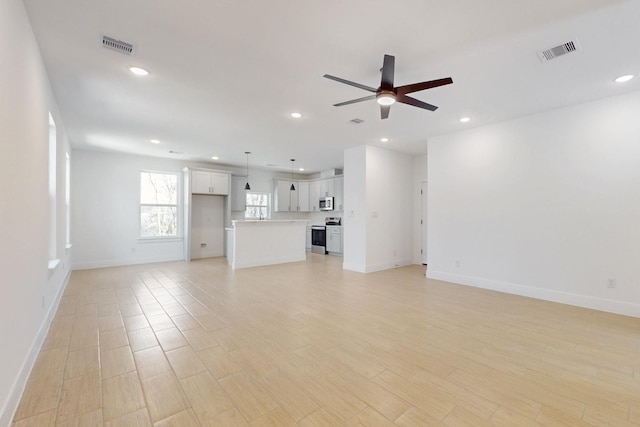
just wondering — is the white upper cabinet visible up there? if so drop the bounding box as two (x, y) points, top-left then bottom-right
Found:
(309, 180), (320, 211)
(274, 175), (342, 212)
(317, 178), (334, 198)
(191, 170), (230, 195)
(297, 181), (310, 212)
(275, 179), (296, 212)
(333, 176), (344, 211)
(231, 176), (247, 211)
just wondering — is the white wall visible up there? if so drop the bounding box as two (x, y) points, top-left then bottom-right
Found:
(0, 0), (72, 423)
(427, 90), (640, 316)
(72, 150), (220, 268)
(343, 146), (367, 271)
(344, 145), (414, 273)
(413, 154), (427, 264)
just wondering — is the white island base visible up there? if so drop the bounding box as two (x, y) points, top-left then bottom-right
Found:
(226, 220), (308, 269)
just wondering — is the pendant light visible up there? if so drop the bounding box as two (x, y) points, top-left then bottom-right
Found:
(290, 159), (296, 191)
(244, 152), (251, 190)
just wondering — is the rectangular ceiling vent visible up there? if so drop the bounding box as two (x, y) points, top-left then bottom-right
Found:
(102, 35), (135, 55)
(537, 39), (579, 62)
(350, 118), (365, 124)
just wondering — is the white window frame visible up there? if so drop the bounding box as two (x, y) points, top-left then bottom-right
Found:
(245, 192), (271, 220)
(139, 170), (181, 240)
(48, 113), (59, 270)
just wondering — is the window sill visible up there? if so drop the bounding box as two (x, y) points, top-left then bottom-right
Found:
(48, 259), (60, 271)
(137, 237), (183, 243)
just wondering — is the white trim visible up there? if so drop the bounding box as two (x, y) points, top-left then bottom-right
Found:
(136, 237), (183, 243)
(343, 259), (413, 274)
(0, 270), (71, 426)
(47, 258), (60, 271)
(231, 255), (306, 269)
(72, 254), (185, 270)
(427, 269), (640, 318)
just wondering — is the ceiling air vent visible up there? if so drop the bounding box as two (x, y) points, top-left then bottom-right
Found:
(350, 118), (365, 124)
(102, 35), (135, 56)
(537, 39), (579, 62)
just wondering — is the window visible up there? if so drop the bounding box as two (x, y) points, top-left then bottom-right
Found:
(48, 113), (57, 262)
(65, 152), (71, 248)
(245, 192), (270, 219)
(140, 171), (179, 237)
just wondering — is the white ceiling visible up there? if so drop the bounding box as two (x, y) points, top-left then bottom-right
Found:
(23, 0), (639, 174)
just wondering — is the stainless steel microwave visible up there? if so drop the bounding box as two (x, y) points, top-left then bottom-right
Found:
(319, 197), (334, 211)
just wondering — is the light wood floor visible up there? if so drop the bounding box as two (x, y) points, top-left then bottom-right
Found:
(12, 255), (640, 426)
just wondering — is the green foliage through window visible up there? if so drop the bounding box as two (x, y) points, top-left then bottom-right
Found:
(245, 192), (270, 219)
(140, 172), (178, 237)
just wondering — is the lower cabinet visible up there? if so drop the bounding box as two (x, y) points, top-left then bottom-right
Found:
(306, 226), (311, 252)
(327, 226), (342, 255)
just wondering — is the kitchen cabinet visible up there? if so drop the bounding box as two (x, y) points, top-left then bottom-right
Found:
(192, 170), (230, 195)
(275, 176), (343, 212)
(333, 176), (344, 211)
(231, 176), (247, 212)
(297, 181), (310, 212)
(183, 167), (231, 263)
(317, 178), (335, 198)
(306, 226), (311, 251)
(274, 179), (297, 212)
(309, 180), (320, 211)
(274, 179), (310, 212)
(327, 226), (342, 255)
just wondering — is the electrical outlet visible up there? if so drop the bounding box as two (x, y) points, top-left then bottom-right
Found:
(607, 278), (616, 288)
(455, 260), (461, 268)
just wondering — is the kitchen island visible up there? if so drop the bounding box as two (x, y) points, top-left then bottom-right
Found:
(226, 220), (308, 269)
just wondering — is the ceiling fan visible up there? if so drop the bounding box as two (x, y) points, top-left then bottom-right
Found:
(324, 54), (453, 119)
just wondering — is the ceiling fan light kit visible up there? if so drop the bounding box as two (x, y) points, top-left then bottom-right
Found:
(324, 54), (453, 119)
(376, 91), (396, 105)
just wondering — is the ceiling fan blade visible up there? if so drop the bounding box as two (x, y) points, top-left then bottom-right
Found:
(380, 105), (390, 119)
(323, 74), (377, 93)
(397, 94), (438, 111)
(333, 94), (377, 107)
(395, 77), (453, 95)
(380, 54), (395, 89)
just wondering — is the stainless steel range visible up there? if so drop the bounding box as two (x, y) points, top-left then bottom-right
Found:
(311, 217), (341, 254)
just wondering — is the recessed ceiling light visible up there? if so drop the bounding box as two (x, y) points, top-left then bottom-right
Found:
(149, 139), (160, 144)
(129, 66), (149, 76)
(298, 168), (305, 171)
(290, 112), (303, 119)
(615, 74), (634, 83)
(380, 138), (389, 143)
(460, 117), (471, 123)
(211, 156), (219, 160)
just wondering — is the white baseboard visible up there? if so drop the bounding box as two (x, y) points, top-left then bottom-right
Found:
(1, 269), (71, 426)
(427, 270), (640, 318)
(72, 255), (184, 270)
(232, 255), (306, 269)
(343, 259), (413, 274)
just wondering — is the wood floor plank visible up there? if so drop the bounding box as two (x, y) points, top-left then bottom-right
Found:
(140, 371), (190, 423)
(102, 371), (146, 421)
